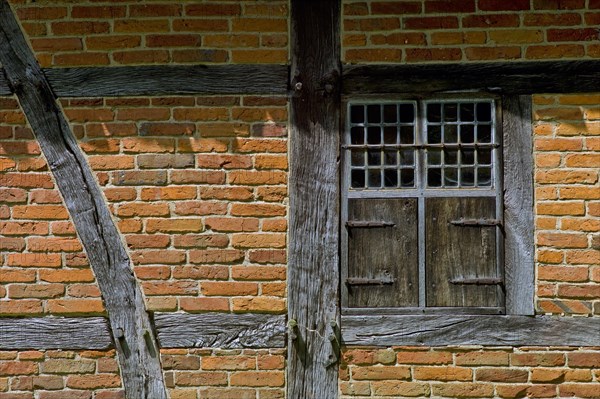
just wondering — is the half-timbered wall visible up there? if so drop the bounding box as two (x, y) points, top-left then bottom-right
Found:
(1, 1), (599, 398)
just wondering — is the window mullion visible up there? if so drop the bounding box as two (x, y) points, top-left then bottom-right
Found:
(417, 101), (427, 308)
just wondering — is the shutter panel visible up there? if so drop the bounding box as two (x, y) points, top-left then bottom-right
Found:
(347, 198), (418, 307)
(425, 197), (503, 308)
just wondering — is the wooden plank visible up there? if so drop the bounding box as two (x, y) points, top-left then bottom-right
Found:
(342, 314), (600, 346)
(426, 197), (501, 308)
(154, 313), (286, 348)
(0, 71), (11, 95)
(503, 95), (535, 315)
(0, 317), (112, 350)
(0, 2), (167, 398)
(43, 64), (288, 97)
(347, 198), (419, 308)
(288, 0), (341, 397)
(343, 60), (600, 95)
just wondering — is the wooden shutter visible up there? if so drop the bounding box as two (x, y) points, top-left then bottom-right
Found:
(425, 197), (503, 308)
(347, 198), (419, 307)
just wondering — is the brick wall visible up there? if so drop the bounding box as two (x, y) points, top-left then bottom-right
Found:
(8, 0), (288, 67)
(1, 1), (600, 398)
(343, 0), (600, 63)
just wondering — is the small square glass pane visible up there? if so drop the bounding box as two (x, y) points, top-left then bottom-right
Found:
(400, 150), (414, 166)
(461, 149), (475, 165)
(367, 104), (381, 123)
(384, 126), (397, 144)
(400, 104), (415, 123)
(460, 168), (475, 186)
(428, 125), (442, 143)
(445, 149), (458, 165)
(476, 102), (492, 122)
(444, 168), (459, 187)
(478, 167), (492, 186)
(351, 169), (365, 188)
(368, 150), (381, 166)
(384, 169), (398, 187)
(351, 150), (365, 166)
(460, 125), (475, 143)
(428, 149), (442, 166)
(427, 103), (442, 123)
(428, 168), (442, 187)
(477, 124), (492, 143)
(478, 149), (492, 165)
(368, 169), (381, 188)
(460, 103), (475, 122)
(383, 104), (397, 123)
(350, 105), (364, 124)
(367, 127), (381, 144)
(400, 125), (414, 144)
(444, 124), (458, 143)
(384, 150), (397, 166)
(444, 103), (458, 122)
(400, 169), (414, 187)
(351, 127), (364, 144)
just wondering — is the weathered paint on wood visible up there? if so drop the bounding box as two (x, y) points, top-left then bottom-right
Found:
(0, 2), (167, 398)
(0, 317), (112, 350)
(426, 197), (501, 308)
(347, 198), (419, 307)
(154, 313), (286, 348)
(343, 60), (600, 95)
(342, 314), (600, 346)
(288, 0), (341, 398)
(503, 95), (535, 315)
(43, 65), (288, 97)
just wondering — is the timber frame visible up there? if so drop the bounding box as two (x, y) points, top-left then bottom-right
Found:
(1, 0), (600, 397)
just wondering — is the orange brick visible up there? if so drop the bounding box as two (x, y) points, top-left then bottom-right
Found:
(397, 351), (452, 365)
(130, 250), (186, 265)
(372, 381), (431, 397)
(200, 187), (253, 201)
(0, 300), (43, 315)
(559, 383), (600, 398)
(538, 232), (589, 248)
(7, 253), (62, 268)
(116, 203), (169, 217)
(27, 237), (81, 253)
(196, 154), (252, 169)
(231, 266), (286, 281)
(455, 351), (509, 366)
(174, 201), (227, 216)
(39, 269), (95, 283)
(414, 366), (472, 381)
(537, 201), (585, 216)
(538, 265), (589, 282)
(202, 356), (255, 371)
(431, 382), (494, 398)
(122, 138), (175, 153)
(47, 299), (104, 315)
(0, 269), (36, 283)
(141, 281), (197, 296)
(179, 297), (229, 312)
(40, 359), (95, 374)
(0, 361), (37, 376)
(352, 366), (411, 380)
(558, 284), (600, 298)
(204, 217), (259, 232)
(66, 374), (121, 389)
(201, 282), (258, 296)
(231, 233), (285, 248)
(232, 297), (285, 313)
(12, 205), (69, 220)
(511, 352), (565, 366)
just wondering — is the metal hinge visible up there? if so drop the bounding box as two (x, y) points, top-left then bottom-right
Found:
(449, 218), (502, 227)
(346, 220), (396, 228)
(449, 278), (503, 286)
(346, 270), (396, 286)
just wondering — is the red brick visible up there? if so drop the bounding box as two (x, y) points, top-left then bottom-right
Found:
(201, 282), (258, 296)
(511, 352), (565, 366)
(548, 28), (599, 42)
(66, 375), (121, 389)
(533, 0), (585, 9)
(189, 249), (244, 264)
(479, 0), (530, 10)
(559, 383), (600, 398)
(432, 382), (494, 397)
(463, 14), (521, 27)
(230, 371), (284, 387)
(370, 1), (423, 14)
(179, 298), (229, 312)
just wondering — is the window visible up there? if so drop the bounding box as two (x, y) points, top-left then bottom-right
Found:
(341, 96), (526, 315)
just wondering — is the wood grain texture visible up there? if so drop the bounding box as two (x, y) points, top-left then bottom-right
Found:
(154, 313), (286, 348)
(0, 317), (112, 350)
(342, 314), (600, 346)
(0, 2), (167, 398)
(343, 61), (600, 95)
(347, 198), (419, 308)
(426, 197), (501, 308)
(43, 65), (288, 97)
(503, 95), (535, 315)
(288, 0), (341, 398)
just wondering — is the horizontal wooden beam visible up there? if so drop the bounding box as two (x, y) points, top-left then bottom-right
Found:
(342, 314), (600, 346)
(154, 313), (286, 349)
(0, 313), (286, 350)
(0, 64), (288, 97)
(46, 64), (288, 97)
(343, 60), (600, 95)
(0, 317), (113, 350)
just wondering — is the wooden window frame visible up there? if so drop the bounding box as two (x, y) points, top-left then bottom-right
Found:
(340, 94), (537, 346)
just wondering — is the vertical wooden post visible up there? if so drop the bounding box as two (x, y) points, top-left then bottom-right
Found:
(288, 0), (341, 397)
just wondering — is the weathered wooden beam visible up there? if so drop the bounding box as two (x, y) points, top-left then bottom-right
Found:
(43, 64), (288, 97)
(342, 315), (600, 346)
(0, 2), (167, 398)
(154, 313), (286, 348)
(288, 0), (341, 397)
(503, 95), (535, 315)
(343, 60), (600, 95)
(0, 317), (113, 350)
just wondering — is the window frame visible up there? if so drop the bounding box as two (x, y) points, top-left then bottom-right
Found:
(340, 94), (534, 320)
